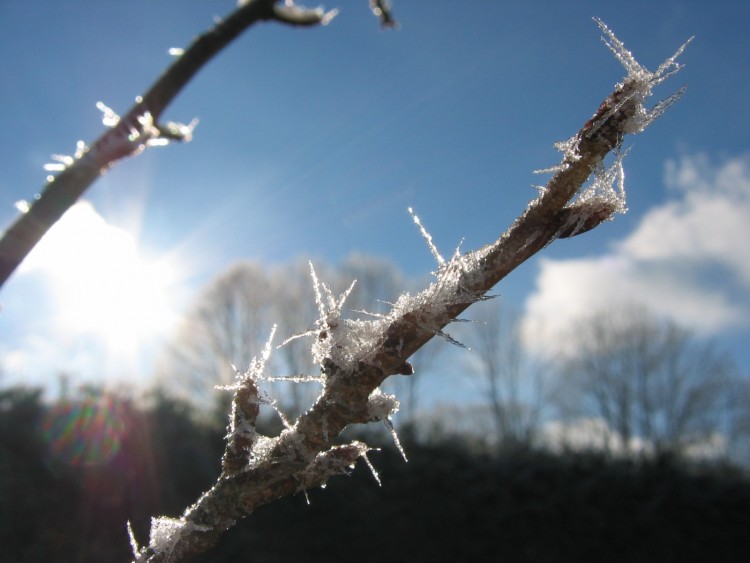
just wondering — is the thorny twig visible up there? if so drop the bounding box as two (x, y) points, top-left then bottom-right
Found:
(128, 12), (689, 563)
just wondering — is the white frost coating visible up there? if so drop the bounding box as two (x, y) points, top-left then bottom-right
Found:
(558, 151), (629, 238)
(578, 150), (628, 213)
(593, 17), (692, 135)
(384, 247), (491, 346)
(536, 21), (690, 176)
(309, 262), (378, 371)
(147, 516), (184, 557)
(147, 516), (211, 558)
(367, 388), (400, 421)
(296, 442), (370, 492)
(534, 136), (582, 175)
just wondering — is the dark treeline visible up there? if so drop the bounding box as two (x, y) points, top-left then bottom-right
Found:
(2, 385), (750, 563)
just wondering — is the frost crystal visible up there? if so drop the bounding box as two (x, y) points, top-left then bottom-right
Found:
(361, 450), (382, 485)
(579, 150), (628, 213)
(534, 136), (582, 175)
(536, 20), (690, 176)
(367, 388), (400, 421)
(557, 151), (629, 238)
(148, 516), (184, 556)
(146, 516), (211, 558)
(409, 207), (445, 268)
(296, 442), (371, 492)
(384, 417), (408, 462)
(127, 520), (141, 559)
(309, 262), (379, 371)
(592, 17), (692, 135)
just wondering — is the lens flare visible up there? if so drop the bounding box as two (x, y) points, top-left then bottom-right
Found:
(40, 392), (130, 466)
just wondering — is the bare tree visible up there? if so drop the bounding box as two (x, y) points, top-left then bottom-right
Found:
(157, 262), (274, 410)
(159, 255), (410, 416)
(267, 259), (326, 416)
(465, 302), (546, 447)
(0, 1), (694, 560)
(556, 305), (734, 455)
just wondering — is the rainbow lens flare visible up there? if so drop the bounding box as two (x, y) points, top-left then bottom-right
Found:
(40, 391), (130, 466)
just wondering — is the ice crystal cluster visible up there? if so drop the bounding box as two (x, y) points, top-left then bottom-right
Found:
(594, 17), (691, 135)
(534, 18), (691, 237)
(43, 99), (197, 184)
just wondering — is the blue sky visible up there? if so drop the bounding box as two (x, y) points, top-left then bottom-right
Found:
(1, 1), (749, 400)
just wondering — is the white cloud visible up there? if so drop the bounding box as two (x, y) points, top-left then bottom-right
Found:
(523, 153), (750, 357)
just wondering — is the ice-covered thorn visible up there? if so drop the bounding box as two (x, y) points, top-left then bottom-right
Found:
(309, 261), (326, 319)
(351, 309), (387, 319)
(361, 450), (382, 486)
(594, 17), (643, 77)
(653, 36), (694, 83)
(409, 207), (445, 267)
(383, 417), (407, 462)
(642, 87), (686, 129)
(436, 329), (469, 349)
(337, 279), (357, 311)
(127, 520), (141, 559)
(263, 374), (324, 384)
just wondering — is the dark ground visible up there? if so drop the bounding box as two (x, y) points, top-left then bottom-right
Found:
(2, 386), (749, 563)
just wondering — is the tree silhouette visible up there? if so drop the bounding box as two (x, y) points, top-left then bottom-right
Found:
(556, 305), (735, 456)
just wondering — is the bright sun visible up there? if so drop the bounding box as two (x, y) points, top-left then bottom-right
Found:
(20, 201), (181, 373)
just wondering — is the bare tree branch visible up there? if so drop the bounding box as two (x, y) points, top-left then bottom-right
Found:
(0, 0), (336, 289)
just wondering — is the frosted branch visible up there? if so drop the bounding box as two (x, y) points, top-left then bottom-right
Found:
(8, 11), (684, 562)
